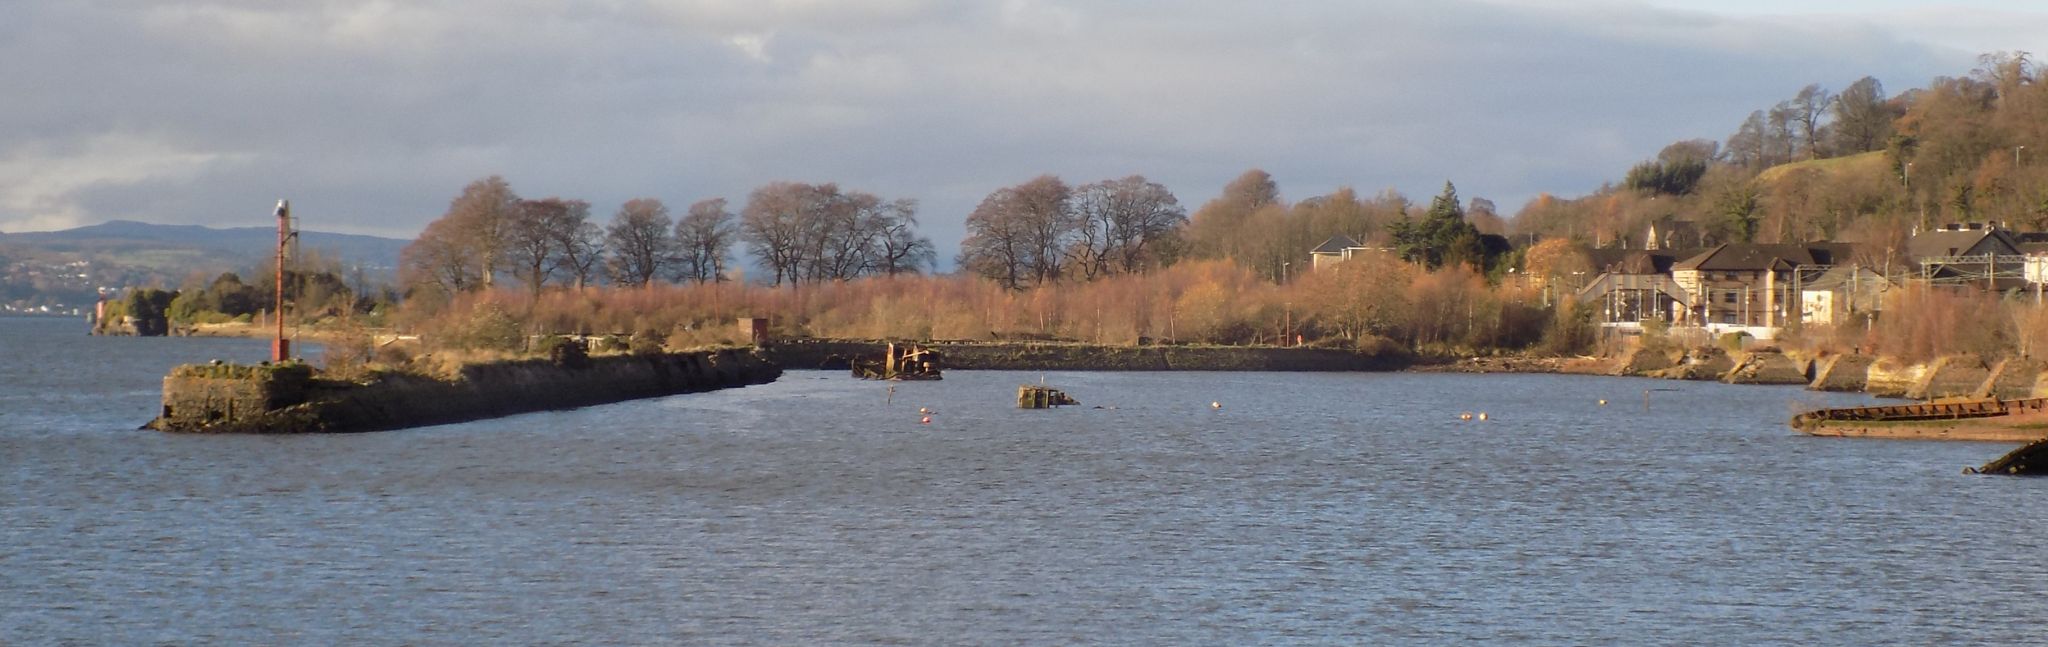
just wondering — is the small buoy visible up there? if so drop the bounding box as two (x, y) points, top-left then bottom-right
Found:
(920, 415), (932, 424)
(918, 406), (931, 414)
(1477, 412), (1489, 421)
(1211, 401), (1221, 409)
(1459, 412), (1473, 421)
(1598, 399), (1608, 406)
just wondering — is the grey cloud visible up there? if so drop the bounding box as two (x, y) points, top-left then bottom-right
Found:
(0, 0), (2011, 259)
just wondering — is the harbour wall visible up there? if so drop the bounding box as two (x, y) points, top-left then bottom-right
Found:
(765, 340), (1413, 372)
(149, 348), (780, 434)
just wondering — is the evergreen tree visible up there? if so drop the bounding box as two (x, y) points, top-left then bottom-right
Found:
(1389, 181), (1482, 269)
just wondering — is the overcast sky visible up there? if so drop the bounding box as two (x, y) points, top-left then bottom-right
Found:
(3, 0), (2044, 259)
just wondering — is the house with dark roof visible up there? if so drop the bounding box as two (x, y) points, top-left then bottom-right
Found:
(1308, 234), (1394, 271)
(1799, 265), (1893, 326)
(1906, 223), (2025, 289)
(1671, 243), (1848, 330)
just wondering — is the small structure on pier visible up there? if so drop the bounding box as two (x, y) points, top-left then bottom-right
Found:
(1018, 384), (1077, 409)
(852, 342), (943, 380)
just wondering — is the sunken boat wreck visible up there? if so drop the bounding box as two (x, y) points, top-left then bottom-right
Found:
(851, 342), (943, 380)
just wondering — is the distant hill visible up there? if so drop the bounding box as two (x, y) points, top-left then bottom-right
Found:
(0, 220), (408, 271)
(0, 220), (411, 311)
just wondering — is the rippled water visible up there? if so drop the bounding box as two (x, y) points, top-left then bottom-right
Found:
(6, 315), (2048, 644)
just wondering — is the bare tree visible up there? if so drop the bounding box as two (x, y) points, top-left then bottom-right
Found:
(506, 198), (576, 298)
(1790, 83), (1834, 160)
(1726, 110), (1769, 169)
(605, 198), (676, 288)
(552, 200), (602, 290)
(741, 182), (815, 286)
(674, 198), (737, 283)
(960, 176), (1075, 288)
(1767, 100), (1801, 166)
(1830, 76), (1892, 154)
(1070, 175), (1186, 278)
(399, 217), (482, 297)
(445, 176), (519, 289)
(810, 187), (882, 281)
(874, 198), (935, 276)
(1186, 168), (1280, 262)
(959, 187), (1033, 289)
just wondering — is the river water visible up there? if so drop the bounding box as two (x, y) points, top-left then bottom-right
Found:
(5, 315), (2048, 644)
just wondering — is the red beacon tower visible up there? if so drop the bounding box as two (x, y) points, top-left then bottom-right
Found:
(271, 199), (295, 362)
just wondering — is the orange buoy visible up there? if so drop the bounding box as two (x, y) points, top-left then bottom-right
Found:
(1459, 412), (1473, 421)
(920, 415), (932, 424)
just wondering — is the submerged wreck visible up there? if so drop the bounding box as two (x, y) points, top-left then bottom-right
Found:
(852, 342), (943, 380)
(1791, 396), (2048, 475)
(1017, 384), (1077, 409)
(1788, 397), (2048, 443)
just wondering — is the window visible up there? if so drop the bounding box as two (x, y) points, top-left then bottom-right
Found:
(1723, 292), (1738, 304)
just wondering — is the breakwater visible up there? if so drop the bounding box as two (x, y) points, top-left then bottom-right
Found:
(765, 340), (1411, 372)
(148, 348), (780, 433)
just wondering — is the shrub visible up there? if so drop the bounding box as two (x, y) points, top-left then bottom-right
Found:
(460, 302), (524, 352)
(629, 328), (667, 355)
(536, 335), (591, 368)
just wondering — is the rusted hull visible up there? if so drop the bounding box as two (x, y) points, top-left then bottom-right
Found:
(1792, 397), (2048, 442)
(1799, 418), (2048, 442)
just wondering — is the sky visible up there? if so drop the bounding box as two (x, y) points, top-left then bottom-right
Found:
(3, 0), (2045, 261)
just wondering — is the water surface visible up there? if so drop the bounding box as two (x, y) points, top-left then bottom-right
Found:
(4, 316), (2045, 644)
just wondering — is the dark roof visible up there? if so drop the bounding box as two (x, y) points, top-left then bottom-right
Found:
(1312, 234), (1361, 254)
(1802, 265), (1891, 291)
(1673, 244), (1828, 271)
(1587, 248), (1692, 274)
(1907, 226), (2020, 260)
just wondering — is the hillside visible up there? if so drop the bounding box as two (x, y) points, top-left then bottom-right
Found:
(1754, 150), (1889, 185)
(0, 220), (409, 314)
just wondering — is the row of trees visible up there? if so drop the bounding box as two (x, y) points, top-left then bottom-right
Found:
(739, 182), (934, 286)
(400, 177), (937, 300)
(954, 169), (1514, 290)
(957, 175), (1188, 289)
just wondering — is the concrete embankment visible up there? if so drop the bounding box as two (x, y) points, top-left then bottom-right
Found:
(765, 340), (1412, 372)
(149, 348), (779, 433)
(1605, 346), (2048, 403)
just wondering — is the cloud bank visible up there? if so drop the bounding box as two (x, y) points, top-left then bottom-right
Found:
(2, 0), (2039, 259)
